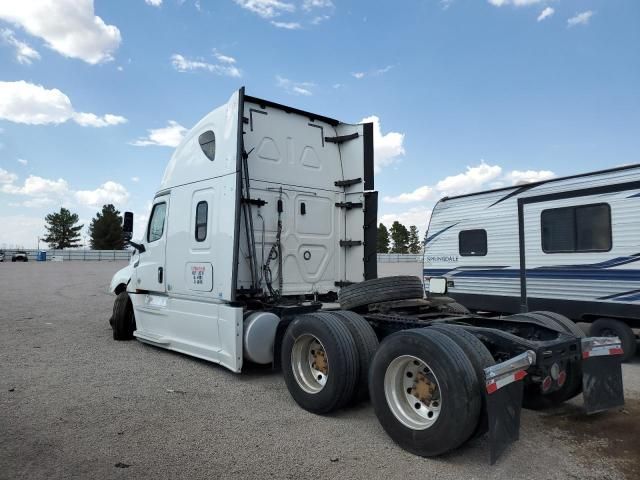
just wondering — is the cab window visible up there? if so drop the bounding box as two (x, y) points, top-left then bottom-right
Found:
(147, 202), (167, 242)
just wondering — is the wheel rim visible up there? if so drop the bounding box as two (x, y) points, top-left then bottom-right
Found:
(384, 355), (442, 430)
(291, 334), (329, 394)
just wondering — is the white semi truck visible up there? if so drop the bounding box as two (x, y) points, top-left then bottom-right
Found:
(109, 88), (625, 463)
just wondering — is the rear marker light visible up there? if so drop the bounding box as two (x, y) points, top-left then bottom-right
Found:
(542, 376), (552, 392)
(557, 370), (567, 387)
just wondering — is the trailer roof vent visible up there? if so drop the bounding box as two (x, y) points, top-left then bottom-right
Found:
(198, 130), (216, 161)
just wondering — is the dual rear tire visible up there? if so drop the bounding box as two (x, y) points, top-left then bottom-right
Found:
(282, 313), (490, 457)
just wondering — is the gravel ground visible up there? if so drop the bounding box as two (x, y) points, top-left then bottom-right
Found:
(1, 261), (638, 480)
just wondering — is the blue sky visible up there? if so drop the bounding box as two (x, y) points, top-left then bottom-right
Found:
(0, 0), (638, 248)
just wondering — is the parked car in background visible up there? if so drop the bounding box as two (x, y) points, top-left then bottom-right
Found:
(0, 251), (5, 262)
(12, 251), (28, 262)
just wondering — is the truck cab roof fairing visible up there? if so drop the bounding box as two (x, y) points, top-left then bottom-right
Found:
(160, 90), (241, 190)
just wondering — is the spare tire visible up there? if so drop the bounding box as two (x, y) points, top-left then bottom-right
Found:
(339, 276), (424, 311)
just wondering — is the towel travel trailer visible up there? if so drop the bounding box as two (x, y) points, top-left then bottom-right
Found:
(424, 164), (640, 361)
(109, 89), (626, 463)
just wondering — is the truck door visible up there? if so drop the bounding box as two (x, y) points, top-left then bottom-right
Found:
(135, 194), (169, 292)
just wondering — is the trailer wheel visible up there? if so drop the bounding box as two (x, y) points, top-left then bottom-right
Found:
(369, 329), (481, 457)
(112, 292), (135, 340)
(327, 310), (379, 404)
(589, 318), (637, 362)
(281, 312), (358, 414)
(428, 324), (494, 438)
(338, 276), (424, 311)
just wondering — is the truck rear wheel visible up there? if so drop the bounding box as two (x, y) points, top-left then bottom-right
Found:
(589, 318), (636, 362)
(327, 310), (379, 404)
(338, 276), (424, 311)
(281, 312), (358, 414)
(112, 292), (135, 341)
(428, 324), (494, 438)
(369, 329), (481, 457)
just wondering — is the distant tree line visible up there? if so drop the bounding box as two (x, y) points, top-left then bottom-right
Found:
(43, 204), (127, 250)
(377, 222), (422, 254)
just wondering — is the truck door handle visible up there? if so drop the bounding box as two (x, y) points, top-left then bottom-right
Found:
(158, 267), (163, 283)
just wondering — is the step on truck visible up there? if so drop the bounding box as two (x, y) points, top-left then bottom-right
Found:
(109, 88), (625, 464)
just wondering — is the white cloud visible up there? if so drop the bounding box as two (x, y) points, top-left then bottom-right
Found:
(131, 176), (139, 182)
(171, 53), (242, 77)
(0, 215), (46, 249)
(0, 0), (121, 64)
(72, 112), (127, 128)
(504, 169), (555, 185)
(311, 15), (330, 24)
(213, 50), (236, 64)
(0, 81), (127, 127)
(302, 0), (333, 10)
(271, 21), (302, 29)
(17, 158), (28, 165)
(360, 115), (405, 173)
(0, 28), (40, 64)
(537, 7), (554, 21)
(1, 174), (69, 197)
(276, 75), (315, 96)
(436, 162), (503, 197)
(488, 0), (545, 6)
(0, 168), (18, 184)
(130, 120), (187, 147)
(380, 207), (431, 237)
(145, 0), (162, 6)
(351, 65), (393, 80)
(233, 0), (295, 18)
(75, 181), (129, 207)
(384, 162), (556, 204)
(384, 186), (434, 204)
(568, 10), (594, 28)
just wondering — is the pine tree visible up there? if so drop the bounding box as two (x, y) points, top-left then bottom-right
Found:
(89, 204), (126, 250)
(377, 223), (390, 253)
(408, 225), (421, 254)
(43, 208), (83, 249)
(390, 221), (410, 254)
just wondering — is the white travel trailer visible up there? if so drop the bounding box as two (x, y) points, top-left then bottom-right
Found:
(109, 88), (625, 463)
(424, 164), (640, 361)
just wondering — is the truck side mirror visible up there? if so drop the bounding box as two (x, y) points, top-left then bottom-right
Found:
(123, 211), (134, 234)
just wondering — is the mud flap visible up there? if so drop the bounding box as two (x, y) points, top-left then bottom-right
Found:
(581, 337), (625, 415)
(484, 350), (536, 464)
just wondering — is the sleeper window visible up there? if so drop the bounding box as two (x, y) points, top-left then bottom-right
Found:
(198, 130), (216, 161)
(147, 202), (167, 243)
(541, 203), (611, 253)
(195, 201), (208, 242)
(459, 229), (487, 256)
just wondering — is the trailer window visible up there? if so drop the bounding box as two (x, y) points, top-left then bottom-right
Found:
(198, 130), (215, 161)
(195, 201), (208, 242)
(459, 229), (487, 256)
(541, 203), (611, 253)
(147, 202), (167, 243)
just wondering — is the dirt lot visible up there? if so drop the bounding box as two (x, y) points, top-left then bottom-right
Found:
(1, 261), (639, 480)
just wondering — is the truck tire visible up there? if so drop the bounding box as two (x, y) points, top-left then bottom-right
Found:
(369, 329), (481, 457)
(328, 310), (379, 404)
(514, 312), (583, 410)
(534, 311), (585, 338)
(281, 312), (359, 414)
(338, 276), (424, 311)
(442, 302), (470, 315)
(112, 292), (135, 340)
(589, 318), (637, 362)
(428, 324), (494, 438)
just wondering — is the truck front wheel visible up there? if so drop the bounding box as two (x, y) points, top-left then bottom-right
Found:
(281, 312), (358, 414)
(112, 292), (135, 340)
(369, 329), (481, 457)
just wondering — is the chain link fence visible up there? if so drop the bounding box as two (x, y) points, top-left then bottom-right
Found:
(377, 254), (423, 263)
